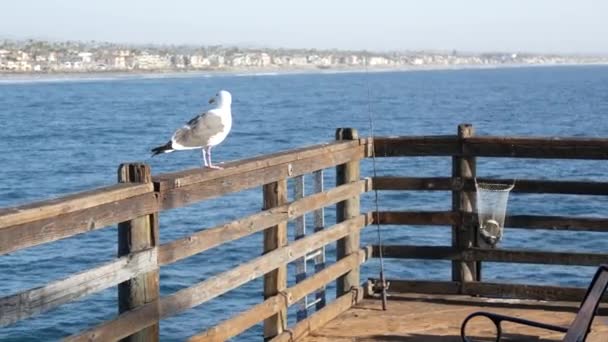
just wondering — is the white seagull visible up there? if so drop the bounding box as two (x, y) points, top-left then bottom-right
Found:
(151, 90), (232, 169)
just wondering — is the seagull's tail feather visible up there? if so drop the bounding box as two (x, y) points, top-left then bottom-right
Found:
(151, 141), (174, 157)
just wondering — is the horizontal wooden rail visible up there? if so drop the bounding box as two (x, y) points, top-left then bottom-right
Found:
(503, 215), (608, 232)
(464, 136), (608, 159)
(373, 245), (608, 266)
(374, 211), (608, 232)
(372, 136), (608, 159)
(0, 192), (158, 256)
(0, 183), (153, 230)
(189, 247), (371, 341)
(0, 141), (366, 256)
(153, 140), (363, 191)
(158, 179), (371, 266)
(0, 248), (157, 326)
(374, 211), (457, 226)
(157, 144), (365, 210)
(373, 176), (608, 196)
(369, 279), (608, 303)
(66, 214), (370, 342)
(373, 136), (459, 157)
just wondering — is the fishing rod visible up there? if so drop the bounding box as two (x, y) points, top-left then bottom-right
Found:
(363, 55), (388, 310)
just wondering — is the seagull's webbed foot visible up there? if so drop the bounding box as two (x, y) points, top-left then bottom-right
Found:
(206, 164), (223, 170)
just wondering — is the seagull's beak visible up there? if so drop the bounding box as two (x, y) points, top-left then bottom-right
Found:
(208, 97), (216, 104)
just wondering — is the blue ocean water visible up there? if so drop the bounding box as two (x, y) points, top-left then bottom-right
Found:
(1, 66), (607, 341)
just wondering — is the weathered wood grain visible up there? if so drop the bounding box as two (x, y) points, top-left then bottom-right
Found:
(373, 176), (608, 195)
(188, 248), (370, 342)
(374, 210), (608, 232)
(158, 179), (369, 266)
(504, 214), (608, 232)
(373, 245), (608, 266)
(374, 211), (458, 226)
(152, 140), (363, 191)
(0, 183), (153, 230)
(464, 136), (608, 159)
(373, 136), (459, 157)
(158, 145), (365, 211)
(0, 248), (156, 326)
(262, 180), (288, 339)
(371, 135), (608, 159)
(0, 192), (158, 255)
(117, 163), (160, 342)
(336, 128), (361, 297)
(373, 279), (608, 303)
(270, 286), (364, 342)
(65, 215), (369, 342)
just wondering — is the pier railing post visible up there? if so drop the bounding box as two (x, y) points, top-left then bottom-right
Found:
(262, 179), (288, 340)
(452, 124), (479, 284)
(335, 128), (361, 297)
(117, 163), (160, 342)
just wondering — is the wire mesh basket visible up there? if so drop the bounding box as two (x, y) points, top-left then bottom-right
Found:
(475, 180), (515, 246)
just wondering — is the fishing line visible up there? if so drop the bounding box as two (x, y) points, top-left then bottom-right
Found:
(363, 55), (388, 310)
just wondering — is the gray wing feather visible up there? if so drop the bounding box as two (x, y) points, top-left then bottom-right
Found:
(172, 111), (225, 148)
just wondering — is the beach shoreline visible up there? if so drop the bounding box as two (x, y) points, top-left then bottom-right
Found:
(1, 62), (607, 84)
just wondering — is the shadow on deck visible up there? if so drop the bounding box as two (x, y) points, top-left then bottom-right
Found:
(297, 294), (608, 342)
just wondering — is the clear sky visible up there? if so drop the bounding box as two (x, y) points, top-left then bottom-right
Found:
(1, 0), (607, 54)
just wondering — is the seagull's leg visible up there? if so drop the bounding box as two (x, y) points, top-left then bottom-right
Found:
(201, 148), (208, 168)
(207, 147), (223, 169)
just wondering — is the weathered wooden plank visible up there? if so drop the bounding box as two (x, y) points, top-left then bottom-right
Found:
(373, 176), (454, 191)
(64, 302), (160, 342)
(373, 136), (459, 157)
(372, 245), (460, 260)
(375, 279), (604, 303)
(504, 215), (608, 232)
(152, 140), (362, 191)
(374, 211), (608, 232)
(0, 248), (157, 327)
(0, 183), (153, 230)
(158, 179), (370, 266)
(336, 128), (361, 298)
(464, 136), (608, 159)
(188, 248), (370, 342)
(117, 163), (160, 342)
(65, 215), (369, 342)
(372, 135), (608, 159)
(0, 193), (158, 256)
(452, 124), (478, 281)
(373, 245), (608, 266)
(374, 211), (458, 226)
(262, 179), (288, 339)
(158, 145), (365, 210)
(373, 176), (608, 196)
(159, 215), (367, 319)
(270, 286), (364, 342)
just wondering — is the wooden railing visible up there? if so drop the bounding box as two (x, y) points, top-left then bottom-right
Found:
(2, 124), (608, 341)
(369, 123), (608, 303)
(0, 128), (371, 341)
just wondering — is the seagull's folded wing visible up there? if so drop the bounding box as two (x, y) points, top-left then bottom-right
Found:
(172, 112), (225, 148)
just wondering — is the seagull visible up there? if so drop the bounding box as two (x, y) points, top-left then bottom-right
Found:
(151, 90), (232, 169)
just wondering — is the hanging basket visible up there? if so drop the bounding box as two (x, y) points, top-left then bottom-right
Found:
(475, 180), (515, 246)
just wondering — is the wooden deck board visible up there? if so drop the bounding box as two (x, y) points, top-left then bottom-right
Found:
(297, 294), (608, 342)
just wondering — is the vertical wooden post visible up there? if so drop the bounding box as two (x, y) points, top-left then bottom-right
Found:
(262, 179), (288, 340)
(117, 163), (159, 342)
(452, 124), (478, 284)
(335, 128), (361, 297)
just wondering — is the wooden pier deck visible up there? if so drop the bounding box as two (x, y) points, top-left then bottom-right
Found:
(298, 294), (608, 342)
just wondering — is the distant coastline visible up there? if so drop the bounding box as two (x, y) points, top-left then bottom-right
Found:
(2, 62), (608, 84)
(3, 39), (608, 82)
